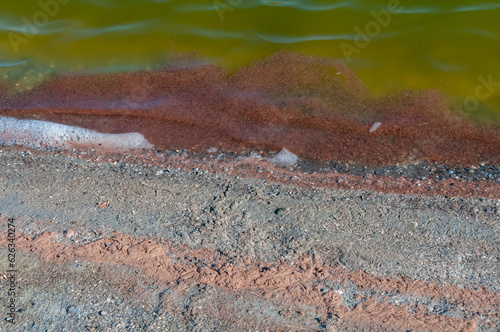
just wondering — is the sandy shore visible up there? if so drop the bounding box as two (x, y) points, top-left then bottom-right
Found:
(0, 145), (499, 331)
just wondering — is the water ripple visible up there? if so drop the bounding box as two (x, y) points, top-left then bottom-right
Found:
(452, 3), (500, 13)
(176, 0), (355, 13)
(450, 28), (496, 38)
(423, 55), (465, 73)
(71, 20), (157, 39)
(0, 60), (28, 67)
(4, 19), (75, 35)
(252, 30), (405, 44)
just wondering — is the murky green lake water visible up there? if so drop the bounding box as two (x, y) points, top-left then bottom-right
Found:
(1, 0), (499, 121)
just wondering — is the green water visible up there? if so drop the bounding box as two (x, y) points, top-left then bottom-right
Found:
(1, 0), (499, 121)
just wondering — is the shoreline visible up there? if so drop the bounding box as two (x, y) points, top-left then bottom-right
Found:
(2, 53), (500, 167)
(2, 144), (499, 200)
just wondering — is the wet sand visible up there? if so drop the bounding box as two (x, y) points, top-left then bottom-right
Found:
(0, 145), (499, 331)
(2, 52), (500, 166)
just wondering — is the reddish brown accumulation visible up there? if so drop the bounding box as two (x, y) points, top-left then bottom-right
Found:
(1, 52), (500, 166)
(5, 230), (489, 331)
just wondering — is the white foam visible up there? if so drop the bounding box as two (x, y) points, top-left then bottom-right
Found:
(269, 148), (298, 166)
(0, 116), (153, 150)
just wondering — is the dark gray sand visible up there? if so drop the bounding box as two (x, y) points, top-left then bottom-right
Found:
(0, 147), (499, 331)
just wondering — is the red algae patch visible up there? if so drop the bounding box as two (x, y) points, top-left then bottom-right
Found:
(1, 52), (500, 166)
(3, 230), (492, 331)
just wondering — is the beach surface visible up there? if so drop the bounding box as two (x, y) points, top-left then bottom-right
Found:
(0, 145), (499, 331)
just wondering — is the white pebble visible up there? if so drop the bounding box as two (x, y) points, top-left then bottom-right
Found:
(369, 122), (382, 133)
(269, 148), (298, 166)
(249, 152), (262, 159)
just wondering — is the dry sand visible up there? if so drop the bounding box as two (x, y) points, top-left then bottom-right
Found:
(0, 145), (499, 331)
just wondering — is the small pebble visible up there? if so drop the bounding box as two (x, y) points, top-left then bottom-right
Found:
(369, 122), (382, 133)
(66, 305), (82, 315)
(269, 148), (298, 166)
